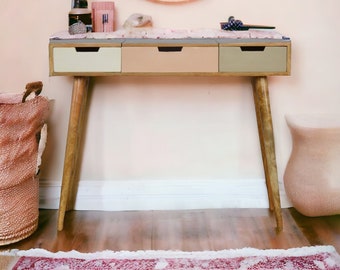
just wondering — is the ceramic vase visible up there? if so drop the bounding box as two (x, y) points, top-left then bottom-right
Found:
(284, 114), (340, 216)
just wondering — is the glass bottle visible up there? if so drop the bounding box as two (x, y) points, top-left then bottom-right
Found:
(68, 0), (92, 35)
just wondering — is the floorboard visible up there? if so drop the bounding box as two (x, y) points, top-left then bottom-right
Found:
(0, 208), (339, 253)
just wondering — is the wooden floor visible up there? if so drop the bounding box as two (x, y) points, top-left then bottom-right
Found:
(1, 208), (339, 253)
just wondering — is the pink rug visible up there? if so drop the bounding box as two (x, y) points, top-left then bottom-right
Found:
(1, 245), (340, 269)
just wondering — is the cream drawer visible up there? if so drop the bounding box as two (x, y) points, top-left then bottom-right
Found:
(122, 42), (218, 73)
(219, 46), (288, 74)
(52, 46), (121, 74)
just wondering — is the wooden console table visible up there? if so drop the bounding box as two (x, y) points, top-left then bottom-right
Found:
(49, 37), (291, 231)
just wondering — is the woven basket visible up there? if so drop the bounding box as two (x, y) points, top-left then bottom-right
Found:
(0, 82), (49, 246)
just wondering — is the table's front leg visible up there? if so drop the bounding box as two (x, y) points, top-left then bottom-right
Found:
(252, 76), (283, 232)
(58, 76), (90, 231)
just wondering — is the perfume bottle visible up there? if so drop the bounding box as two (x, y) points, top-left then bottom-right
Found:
(68, 0), (92, 35)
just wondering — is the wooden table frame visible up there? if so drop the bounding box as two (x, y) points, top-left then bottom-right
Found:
(49, 38), (291, 232)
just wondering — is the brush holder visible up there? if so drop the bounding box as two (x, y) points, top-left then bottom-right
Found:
(92, 2), (115, 32)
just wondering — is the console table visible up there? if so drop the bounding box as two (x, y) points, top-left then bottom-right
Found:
(49, 36), (291, 232)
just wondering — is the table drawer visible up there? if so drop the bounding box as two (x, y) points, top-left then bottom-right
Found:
(219, 46), (288, 74)
(122, 45), (218, 73)
(52, 46), (121, 73)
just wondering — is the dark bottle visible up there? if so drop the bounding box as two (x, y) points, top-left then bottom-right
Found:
(73, 0), (88, 8)
(68, 0), (92, 35)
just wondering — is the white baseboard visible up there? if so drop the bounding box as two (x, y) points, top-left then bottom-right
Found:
(39, 178), (291, 211)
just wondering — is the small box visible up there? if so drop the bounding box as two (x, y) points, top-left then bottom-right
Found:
(92, 2), (115, 32)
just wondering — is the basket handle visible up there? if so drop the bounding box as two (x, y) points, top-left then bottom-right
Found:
(22, 81), (43, 103)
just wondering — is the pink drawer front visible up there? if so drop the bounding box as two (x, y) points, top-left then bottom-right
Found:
(122, 43), (218, 73)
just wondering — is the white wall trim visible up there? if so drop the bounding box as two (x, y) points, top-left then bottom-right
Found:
(39, 178), (291, 211)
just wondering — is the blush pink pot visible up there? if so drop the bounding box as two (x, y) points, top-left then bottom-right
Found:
(284, 114), (340, 217)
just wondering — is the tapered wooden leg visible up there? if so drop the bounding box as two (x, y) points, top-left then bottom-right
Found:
(58, 76), (89, 231)
(252, 76), (283, 232)
(253, 83), (274, 211)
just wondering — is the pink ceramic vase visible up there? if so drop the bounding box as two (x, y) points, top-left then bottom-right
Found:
(284, 114), (340, 216)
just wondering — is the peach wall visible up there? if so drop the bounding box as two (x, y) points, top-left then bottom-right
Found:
(1, 0), (340, 209)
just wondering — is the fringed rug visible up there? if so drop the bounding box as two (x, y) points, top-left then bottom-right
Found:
(1, 245), (340, 270)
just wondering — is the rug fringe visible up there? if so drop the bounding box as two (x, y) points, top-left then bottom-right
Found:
(1, 245), (338, 260)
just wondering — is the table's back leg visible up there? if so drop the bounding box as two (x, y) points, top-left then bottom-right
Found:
(252, 76), (283, 232)
(58, 76), (90, 231)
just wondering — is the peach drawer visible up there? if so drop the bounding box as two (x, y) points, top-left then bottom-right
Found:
(50, 42), (122, 75)
(219, 43), (290, 74)
(122, 40), (218, 73)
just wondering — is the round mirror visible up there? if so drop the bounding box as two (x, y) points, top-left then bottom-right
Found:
(149, 0), (198, 3)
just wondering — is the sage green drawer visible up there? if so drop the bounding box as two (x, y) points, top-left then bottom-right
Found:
(52, 46), (121, 73)
(219, 46), (288, 73)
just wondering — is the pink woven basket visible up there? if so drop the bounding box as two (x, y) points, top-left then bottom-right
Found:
(0, 82), (49, 245)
